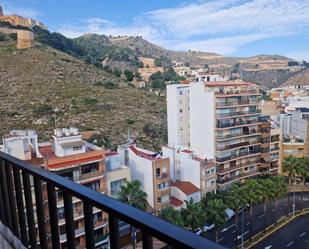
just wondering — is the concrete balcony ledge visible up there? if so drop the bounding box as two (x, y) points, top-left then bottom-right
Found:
(0, 221), (26, 249)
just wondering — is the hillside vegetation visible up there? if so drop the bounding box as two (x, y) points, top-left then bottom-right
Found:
(0, 42), (166, 150)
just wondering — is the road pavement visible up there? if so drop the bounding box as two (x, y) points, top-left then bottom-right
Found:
(203, 193), (309, 248)
(253, 214), (309, 249)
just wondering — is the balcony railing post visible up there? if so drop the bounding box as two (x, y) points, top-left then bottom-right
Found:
(5, 162), (20, 238)
(0, 151), (225, 249)
(12, 166), (29, 246)
(0, 177), (5, 223)
(22, 171), (38, 249)
(0, 159), (12, 229)
(109, 215), (119, 249)
(63, 191), (76, 249)
(34, 177), (48, 249)
(47, 183), (61, 249)
(142, 232), (153, 249)
(83, 202), (95, 249)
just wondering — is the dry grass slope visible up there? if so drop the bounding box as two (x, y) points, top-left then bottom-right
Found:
(0, 42), (167, 150)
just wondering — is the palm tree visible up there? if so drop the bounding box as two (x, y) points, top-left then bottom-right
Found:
(297, 157), (309, 205)
(244, 179), (262, 238)
(118, 180), (147, 249)
(272, 176), (288, 209)
(160, 206), (184, 227)
(283, 156), (299, 203)
(224, 184), (247, 247)
(205, 199), (227, 243)
(118, 180), (147, 210)
(245, 179), (262, 216)
(259, 178), (276, 231)
(181, 199), (207, 232)
(225, 184), (247, 227)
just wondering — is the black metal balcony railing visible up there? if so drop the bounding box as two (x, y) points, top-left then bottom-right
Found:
(215, 100), (258, 108)
(216, 109), (261, 118)
(216, 119), (260, 129)
(0, 151), (224, 249)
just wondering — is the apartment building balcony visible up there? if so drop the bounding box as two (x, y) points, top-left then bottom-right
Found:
(216, 139), (260, 152)
(215, 100), (258, 108)
(216, 150), (261, 163)
(217, 170), (261, 185)
(156, 172), (169, 179)
(80, 170), (104, 181)
(216, 119), (260, 129)
(0, 151), (222, 249)
(216, 109), (261, 119)
(216, 130), (260, 141)
(215, 90), (259, 97)
(217, 159), (261, 174)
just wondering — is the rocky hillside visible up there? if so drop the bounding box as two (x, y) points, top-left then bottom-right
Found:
(282, 67), (309, 86)
(0, 42), (166, 150)
(74, 35), (303, 88)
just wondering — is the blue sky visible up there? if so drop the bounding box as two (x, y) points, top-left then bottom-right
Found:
(2, 0), (309, 60)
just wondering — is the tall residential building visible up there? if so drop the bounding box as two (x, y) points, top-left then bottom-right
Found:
(1, 128), (109, 249)
(280, 107), (309, 142)
(166, 80), (278, 190)
(258, 116), (280, 174)
(118, 144), (171, 212)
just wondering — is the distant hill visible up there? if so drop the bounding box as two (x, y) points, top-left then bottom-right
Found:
(30, 28), (304, 88)
(282, 67), (309, 86)
(0, 42), (166, 150)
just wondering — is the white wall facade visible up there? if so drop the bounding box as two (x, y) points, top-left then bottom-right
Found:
(167, 84), (190, 147)
(179, 151), (201, 188)
(189, 82), (216, 158)
(171, 186), (201, 207)
(2, 130), (41, 160)
(128, 148), (154, 208)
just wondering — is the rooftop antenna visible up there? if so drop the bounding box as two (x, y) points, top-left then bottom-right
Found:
(53, 107), (59, 129)
(127, 129), (131, 143)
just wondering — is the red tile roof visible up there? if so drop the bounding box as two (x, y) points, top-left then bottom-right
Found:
(171, 181), (200, 195)
(39, 145), (104, 170)
(205, 81), (255, 87)
(170, 196), (183, 207)
(129, 146), (162, 161)
(182, 149), (193, 153)
(106, 152), (118, 157)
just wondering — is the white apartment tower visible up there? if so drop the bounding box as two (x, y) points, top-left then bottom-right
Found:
(167, 80), (264, 190)
(167, 84), (190, 147)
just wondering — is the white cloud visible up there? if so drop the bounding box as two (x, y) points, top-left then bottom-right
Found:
(284, 51), (309, 61)
(57, 0), (309, 55)
(4, 6), (41, 18)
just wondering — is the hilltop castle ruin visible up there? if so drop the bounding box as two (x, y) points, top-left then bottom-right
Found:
(0, 5), (47, 49)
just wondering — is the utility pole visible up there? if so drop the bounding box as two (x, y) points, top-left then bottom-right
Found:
(292, 191), (296, 216)
(241, 208), (244, 249)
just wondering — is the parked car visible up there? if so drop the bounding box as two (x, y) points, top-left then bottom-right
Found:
(195, 228), (203, 236)
(225, 208), (235, 220)
(203, 223), (215, 232)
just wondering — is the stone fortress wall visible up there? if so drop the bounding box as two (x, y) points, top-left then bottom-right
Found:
(0, 5), (47, 49)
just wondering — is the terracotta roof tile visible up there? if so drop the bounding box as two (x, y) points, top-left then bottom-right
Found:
(171, 197), (183, 207)
(171, 181), (200, 195)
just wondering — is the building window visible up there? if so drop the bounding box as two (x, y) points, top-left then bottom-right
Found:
(73, 146), (82, 151)
(158, 195), (170, 203)
(84, 180), (100, 191)
(156, 168), (161, 178)
(82, 162), (99, 174)
(179, 90), (183, 95)
(111, 178), (126, 196)
(179, 109), (183, 113)
(158, 181), (169, 190)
